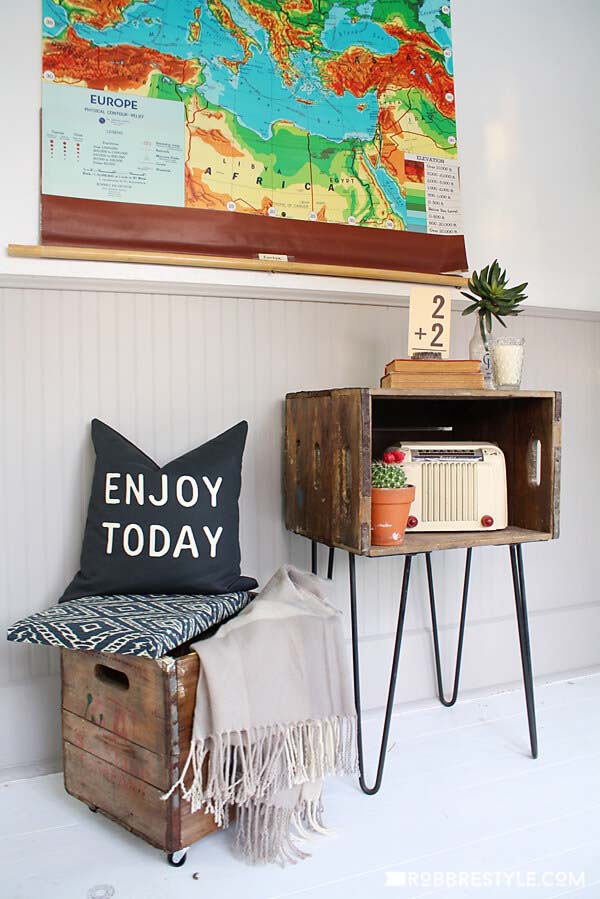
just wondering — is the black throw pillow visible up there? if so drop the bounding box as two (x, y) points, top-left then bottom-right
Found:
(60, 419), (257, 603)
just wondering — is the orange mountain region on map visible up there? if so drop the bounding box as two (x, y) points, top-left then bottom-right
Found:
(42, 0), (462, 234)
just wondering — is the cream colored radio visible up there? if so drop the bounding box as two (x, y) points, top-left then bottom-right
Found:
(389, 442), (508, 532)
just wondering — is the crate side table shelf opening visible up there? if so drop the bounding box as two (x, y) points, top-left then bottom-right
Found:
(285, 388), (561, 795)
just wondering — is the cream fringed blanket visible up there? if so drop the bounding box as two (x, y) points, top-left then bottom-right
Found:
(163, 565), (357, 864)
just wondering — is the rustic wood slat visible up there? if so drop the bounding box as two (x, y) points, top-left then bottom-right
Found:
(369, 388), (558, 398)
(63, 742), (168, 849)
(367, 526), (552, 556)
(512, 397), (554, 533)
(552, 392), (562, 539)
(161, 655), (182, 851)
(61, 649), (168, 756)
(331, 390), (370, 552)
(286, 393), (334, 544)
(180, 798), (220, 847)
(174, 654), (220, 846)
(62, 708), (169, 791)
(176, 653), (200, 751)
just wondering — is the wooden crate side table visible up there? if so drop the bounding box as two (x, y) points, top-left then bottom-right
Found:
(61, 648), (216, 866)
(285, 388), (562, 794)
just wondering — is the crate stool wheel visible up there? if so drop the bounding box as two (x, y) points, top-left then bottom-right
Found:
(167, 848), (188, 867)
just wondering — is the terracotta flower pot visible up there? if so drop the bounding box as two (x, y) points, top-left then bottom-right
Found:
(371, 485), (416, 547)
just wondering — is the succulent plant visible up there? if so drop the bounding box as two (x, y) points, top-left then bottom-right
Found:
(461, 260), (528, 349)
(371, 460), (407, 489)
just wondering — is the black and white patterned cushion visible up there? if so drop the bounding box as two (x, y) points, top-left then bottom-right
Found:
(7, 592), (252, 658)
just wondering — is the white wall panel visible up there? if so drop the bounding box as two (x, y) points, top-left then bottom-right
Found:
(0, 282), (599, 771)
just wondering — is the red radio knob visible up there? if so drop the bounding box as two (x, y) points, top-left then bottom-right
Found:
(407, 516), (418, 528)
(481, 515), (494, 528)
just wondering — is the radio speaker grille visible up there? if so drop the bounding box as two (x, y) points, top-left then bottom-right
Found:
(421, 462), (478, 523)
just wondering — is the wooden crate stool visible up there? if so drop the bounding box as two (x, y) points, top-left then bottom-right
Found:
(61, 647), (216, 866)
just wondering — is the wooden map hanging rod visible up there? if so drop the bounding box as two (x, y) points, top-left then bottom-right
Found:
(7, 244), (468, 288)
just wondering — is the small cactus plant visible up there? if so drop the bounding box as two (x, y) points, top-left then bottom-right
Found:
(371, 449), (415, 545)
(371, 460), (407, 489)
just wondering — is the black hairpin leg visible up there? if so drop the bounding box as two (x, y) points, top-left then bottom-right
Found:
(311, 540), (336, 580)
(317, 539), (537, 796)
(510, 544), (538, 759)
(349, 552), (413, 795)
(426, 548), (472, 707)
(327, 547), (335, 580)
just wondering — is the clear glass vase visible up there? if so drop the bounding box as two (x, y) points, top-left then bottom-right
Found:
(468, 315), (494, 388)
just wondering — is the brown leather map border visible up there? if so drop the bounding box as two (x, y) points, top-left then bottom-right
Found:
(41, 195), (468, 275)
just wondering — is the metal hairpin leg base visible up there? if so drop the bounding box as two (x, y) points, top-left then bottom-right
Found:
(510, 543), (539, 759)
(350, 551), (413, 794)
(310, 540), (538, 795)
(426, 548), (472, 707)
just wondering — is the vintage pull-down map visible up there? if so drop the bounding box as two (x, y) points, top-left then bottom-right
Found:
(41, 0), (465, 271)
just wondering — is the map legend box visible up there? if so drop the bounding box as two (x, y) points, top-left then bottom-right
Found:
(42, 83), (185, 208)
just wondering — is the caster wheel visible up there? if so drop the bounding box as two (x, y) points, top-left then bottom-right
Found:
(88, 805), (98, 813)
(167, 850), (188, 867)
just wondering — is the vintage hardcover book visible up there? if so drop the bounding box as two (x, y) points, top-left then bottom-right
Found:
(380, 372), (485, 389)
(385, 359), (482, 375)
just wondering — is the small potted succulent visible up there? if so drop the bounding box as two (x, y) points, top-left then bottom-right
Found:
(371, 448), (415, 547)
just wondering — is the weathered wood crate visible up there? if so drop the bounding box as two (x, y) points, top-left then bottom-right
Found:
(61, 647), (216, 864)
(285, 388), (562, 555)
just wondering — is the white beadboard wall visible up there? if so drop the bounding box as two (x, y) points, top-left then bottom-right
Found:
(1, 279), (599, 773)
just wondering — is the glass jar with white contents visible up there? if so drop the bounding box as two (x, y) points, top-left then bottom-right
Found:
(491, 337), (525, 389)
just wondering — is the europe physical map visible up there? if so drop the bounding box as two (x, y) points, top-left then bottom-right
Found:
(42, 0), (462, 234)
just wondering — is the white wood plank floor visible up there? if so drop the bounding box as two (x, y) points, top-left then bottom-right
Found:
(2, 672), (599, 899)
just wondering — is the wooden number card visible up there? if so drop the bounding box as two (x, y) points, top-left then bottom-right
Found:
(407, 286), (452, 358)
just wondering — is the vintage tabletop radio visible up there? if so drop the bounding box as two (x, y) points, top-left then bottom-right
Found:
(389, 442), (508, 532)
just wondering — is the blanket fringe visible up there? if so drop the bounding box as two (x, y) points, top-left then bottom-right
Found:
(235, 798), (329, 865)
(162, 714), (357, 831)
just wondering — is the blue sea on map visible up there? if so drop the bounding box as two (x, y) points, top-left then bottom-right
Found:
(321, 5), (398, 55)
(420, 0), (453, 73)
(42, 0), (453, 142)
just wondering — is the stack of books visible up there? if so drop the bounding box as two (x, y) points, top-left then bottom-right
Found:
(380, 358), (485, 389)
